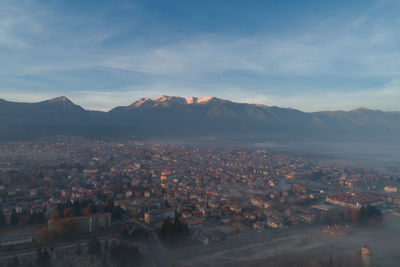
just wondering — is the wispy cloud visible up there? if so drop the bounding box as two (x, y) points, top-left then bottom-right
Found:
(0, 0), (399, 111)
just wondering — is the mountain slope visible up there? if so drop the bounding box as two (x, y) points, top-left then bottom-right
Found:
(0, 97), (102, 140)
(107, 96), (315, 137)
(0, 96), (399, 141)
(311, 108), (400, 136)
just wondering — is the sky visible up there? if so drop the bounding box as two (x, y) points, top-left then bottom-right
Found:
(0, 0), (400, 112)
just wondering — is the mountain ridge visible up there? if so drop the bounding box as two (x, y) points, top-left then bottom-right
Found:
(1, 95), (397, 113)
(0, 95), (399, 141)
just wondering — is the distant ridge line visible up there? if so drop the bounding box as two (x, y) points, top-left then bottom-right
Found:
(1, 95), (397, 113)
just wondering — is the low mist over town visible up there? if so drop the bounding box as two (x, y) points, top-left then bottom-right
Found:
(2, 0), (400, 266)
(0, 136), (400, 266)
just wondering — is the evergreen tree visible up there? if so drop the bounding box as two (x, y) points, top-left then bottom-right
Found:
(89, 203), (98, 214)
(101, 256), (110, 267)
(0, 210), (6, 227)
(328, 254), (334, 267)
(358, 205), (382, 225)
(111, 205), (123, 221)
(35, 248), (51, 267)
(28, 212), (46, 225)
(41, 249), (51, 267)
(109, 243), (142, 267)
(10, 209), (19, 225)
(120, 228), (130, 240)
(104, 199), (114, 213)
(36, 248), (42, 264)
(159, 215), (189, 244)
(104, 240), (109, 251)
(88, 236), (102, 257)
(8, 255), (19, 267)
(75, 246), (82, 256)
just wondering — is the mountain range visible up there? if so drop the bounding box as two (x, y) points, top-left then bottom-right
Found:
(0, 95), (399, 141)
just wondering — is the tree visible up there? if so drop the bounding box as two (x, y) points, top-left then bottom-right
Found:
(41, 250), (51, 267)
(97, 191), (107, 201)
(104, 240), (109, 251)
(28, 212), (45, 225)
(343, 207), (350, 220)
(0, 210), (6, 227)
(37, 228), (51, 244)
(82, 203), (98, 216)
(59, 162), (69, 169)
(359, 206), (367, 224)
(101, 256), (110, 267)
(71, 201), (82, 217)
(75, 245), (82, 256)
(131, 227), (149, 241)
(104, 199), (115, 212)
(74, 163), (83, 172)
(358, 205), (382, 225)
(112, 183), (123, 195)
(103, 199), (124, 221)
(8, 255), (19, 267)
(328, 254), (333, 267)
(36, 248), (42, 264)
(49, 211), (61, 221)
(89, 203), (98, 214)
(120, 228), (130, 240)
(111, 205), (124, 221)
(109, 243), (142, 267)
(87, 236), (102, 257)
(10, 209), (19, 225)
(159, 215), (189, 244)
(63, 207), (73, 218)
(36, 248), (51, 267)
(52, 218), (79, 241)
(351, 208), (360, 224)
(160, 219), (174, 239)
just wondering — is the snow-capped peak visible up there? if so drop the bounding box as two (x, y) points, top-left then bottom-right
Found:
(185, 96), (215, 104)
(129, 95), (226, 108)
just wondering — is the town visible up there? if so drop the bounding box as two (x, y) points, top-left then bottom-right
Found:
(0, 136), (398, 266)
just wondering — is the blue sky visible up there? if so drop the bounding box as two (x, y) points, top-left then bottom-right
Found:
(0, 0), (399, 111)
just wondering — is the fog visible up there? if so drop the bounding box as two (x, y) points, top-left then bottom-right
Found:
(170, 214), (400, 267)
(253, 140), (400, 174)
(151, 137), (400, 173)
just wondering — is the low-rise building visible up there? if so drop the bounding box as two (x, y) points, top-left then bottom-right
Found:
(0, 226), (43, 246)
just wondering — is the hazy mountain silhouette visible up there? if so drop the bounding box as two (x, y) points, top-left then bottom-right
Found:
(0, 96), (399, 141)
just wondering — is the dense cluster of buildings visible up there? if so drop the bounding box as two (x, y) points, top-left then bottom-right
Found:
(0, 136), (399, 249)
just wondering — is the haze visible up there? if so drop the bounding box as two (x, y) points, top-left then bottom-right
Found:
(1, 1), (400, 267)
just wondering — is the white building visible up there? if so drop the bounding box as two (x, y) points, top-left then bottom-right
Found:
(0, 226), (42, 246)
